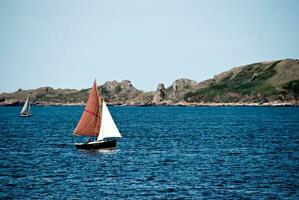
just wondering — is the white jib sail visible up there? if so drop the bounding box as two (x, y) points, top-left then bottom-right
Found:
(20, 97), (30, 115)
(97, 101), (122, 141)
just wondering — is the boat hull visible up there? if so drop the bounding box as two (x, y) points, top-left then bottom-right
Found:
(75, 140), (116, 150)
(20, 114), (31, 117)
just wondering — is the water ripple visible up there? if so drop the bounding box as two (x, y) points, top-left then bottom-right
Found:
(0, 106), (298, 199)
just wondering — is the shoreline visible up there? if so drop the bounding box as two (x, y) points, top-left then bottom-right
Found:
(1, 101), (298, 107)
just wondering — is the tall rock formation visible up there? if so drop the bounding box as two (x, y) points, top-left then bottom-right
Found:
(153, 83), (166, 103)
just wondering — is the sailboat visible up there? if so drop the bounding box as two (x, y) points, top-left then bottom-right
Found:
(20, 97), (31, 117)
(73, 80), (122, 149)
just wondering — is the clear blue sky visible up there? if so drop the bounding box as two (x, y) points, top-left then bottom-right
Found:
(0, 0), (298, 92)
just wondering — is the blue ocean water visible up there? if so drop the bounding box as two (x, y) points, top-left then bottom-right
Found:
(0, 106), (298, 199)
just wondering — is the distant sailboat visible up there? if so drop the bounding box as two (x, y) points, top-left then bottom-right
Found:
(20, 97), (31, 117)
(73, 80), (122, 149)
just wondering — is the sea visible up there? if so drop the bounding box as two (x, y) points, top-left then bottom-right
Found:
(0, 106), (298, 199)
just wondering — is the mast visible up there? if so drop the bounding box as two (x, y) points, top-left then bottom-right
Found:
(74, 80), (102, 137)
(97, 101), (122, 141)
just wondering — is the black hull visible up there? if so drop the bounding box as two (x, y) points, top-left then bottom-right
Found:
(20, 114), (31, 117)
(75, 140), (116, 150)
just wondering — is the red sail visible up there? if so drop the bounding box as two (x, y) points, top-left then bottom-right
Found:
(74, 80), (102, 137)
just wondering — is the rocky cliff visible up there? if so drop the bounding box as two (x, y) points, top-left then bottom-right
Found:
(1, 59), (298, 106)
(184, 59), (299, 103)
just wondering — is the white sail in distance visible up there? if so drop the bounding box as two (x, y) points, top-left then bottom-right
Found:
(20, 97), (31, 115)
(97, 101), (122, 141)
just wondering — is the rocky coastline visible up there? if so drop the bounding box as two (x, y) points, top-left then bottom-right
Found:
(1, 59), (298, 107)
(1, 100), (297, 107)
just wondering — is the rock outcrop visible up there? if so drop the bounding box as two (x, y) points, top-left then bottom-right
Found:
(100, 80), (141, 104)
(152, 83), (166, 103)
(1, 59), (298, 106)
(166, 78), (197, 101)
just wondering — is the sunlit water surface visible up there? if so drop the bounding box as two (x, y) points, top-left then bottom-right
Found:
(0, 106), (298, 199)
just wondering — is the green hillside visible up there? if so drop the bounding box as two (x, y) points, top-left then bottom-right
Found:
(184, 59), (299, 103)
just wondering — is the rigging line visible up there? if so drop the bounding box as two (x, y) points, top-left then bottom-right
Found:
(84, 109), (101, 119)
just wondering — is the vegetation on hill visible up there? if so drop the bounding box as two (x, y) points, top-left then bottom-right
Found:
(0, 59), (298, 105)
(183, 59), (299, 103)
